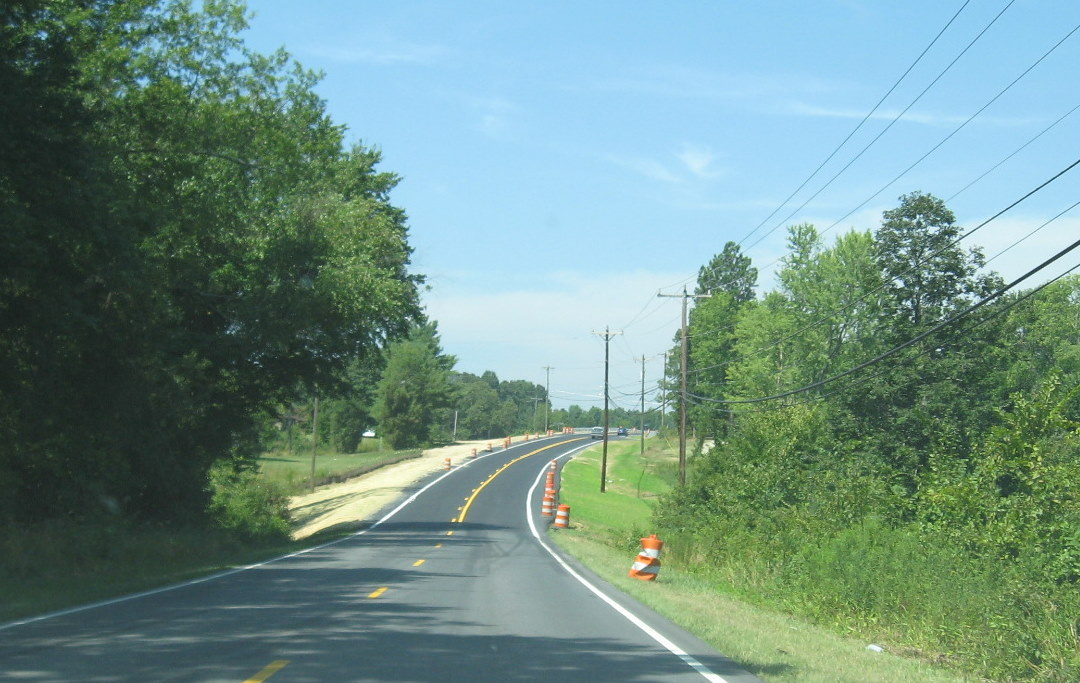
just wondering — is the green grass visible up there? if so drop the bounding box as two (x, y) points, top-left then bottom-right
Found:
(0, 520), (330, 624)
(551, 439), (974, 683)
(0, 442), (417, 624)
(258, 441), (421, 493)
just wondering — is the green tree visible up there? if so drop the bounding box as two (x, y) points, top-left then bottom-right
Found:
(0, 0), (421, 522)
(374, 323), (455, 449)
(685, 242), (758, 441)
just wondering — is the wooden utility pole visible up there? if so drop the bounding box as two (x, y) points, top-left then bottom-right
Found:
(309, 392), (319, 493)
(542, 365), (553, 432)
(661, 352), (667, 431)
(593, 327), (621, 493)
(657, 287), (710, 486)
(636, 355), (646, 456)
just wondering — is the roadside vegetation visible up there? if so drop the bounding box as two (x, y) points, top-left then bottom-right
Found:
(641, 207), (1080, 681)
(0, 439), (426, 624)
(553, 438), (972, 683)
(0, 0), (584, 625)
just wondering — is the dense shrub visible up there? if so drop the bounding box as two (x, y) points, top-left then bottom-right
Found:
(207, 462), (291, 541)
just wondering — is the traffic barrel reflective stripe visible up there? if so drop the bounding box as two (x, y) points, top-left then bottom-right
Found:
(628, 534), (663, 581)
(553, 504), (570, 528)
(541, 494), (555, 517)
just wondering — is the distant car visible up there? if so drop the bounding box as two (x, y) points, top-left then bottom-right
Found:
(590, 426), (604, 439)
(362, 430), (376, 438)
(616, 427), (628, 436)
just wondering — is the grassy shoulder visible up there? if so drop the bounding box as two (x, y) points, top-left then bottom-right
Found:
(259, 438), (421, 493)
(550, 438), (974, 683)
(0, 442), (425, 625)
(0, 520), (345, 624)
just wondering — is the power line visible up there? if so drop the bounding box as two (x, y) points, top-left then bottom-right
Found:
(714, 236), (1080, 405)
(686, 259), (1080, 415)
(663, 7), (1072, 307)
(685, 155), (1080, 377)
(741, 0), (990, 252)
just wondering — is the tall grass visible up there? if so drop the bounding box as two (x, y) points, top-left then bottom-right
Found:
(258, 441), (420, 494)
(553, 438), (974, 682)
(0, 517), (300, 623)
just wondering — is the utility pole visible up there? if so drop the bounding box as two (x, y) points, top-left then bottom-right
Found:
(661, 352), (667, 431)
(636, 355), (646, 456)
(592, 327), (621, 493)
(542, 365), (553, 432)
(309, 391), (319, 493)
(658, 287), (710, 486)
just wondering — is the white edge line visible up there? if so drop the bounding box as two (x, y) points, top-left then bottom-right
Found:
(0, 437), (559, 632)
(525, 446), (730, 683)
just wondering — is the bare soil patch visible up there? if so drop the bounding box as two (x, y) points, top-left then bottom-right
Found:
(288, 440), (493, 538)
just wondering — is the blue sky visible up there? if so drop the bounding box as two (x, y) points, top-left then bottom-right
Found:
(240, 1), (1080, 410)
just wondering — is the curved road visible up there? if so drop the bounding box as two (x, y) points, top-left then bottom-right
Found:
(0, 435), (761, 682)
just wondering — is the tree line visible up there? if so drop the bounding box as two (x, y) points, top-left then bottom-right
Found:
(276, 319), (647, 454)
(0, 0), (638, 530)
(0, 0), (428, 525)
(656, 191), (1079, 680)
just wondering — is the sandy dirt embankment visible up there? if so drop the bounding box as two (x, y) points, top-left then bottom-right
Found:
(287, 440), (495, 539)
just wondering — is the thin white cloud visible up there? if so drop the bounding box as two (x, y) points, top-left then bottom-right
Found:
(788, 101), (1036, 128)
(423, 269), (691, 407)
(307, 40), (450, 66)
(677, 144), (721, 179)
(593, 66), (843, 102)
(606, 154), (681, 184)
(458, 95), (519, 140)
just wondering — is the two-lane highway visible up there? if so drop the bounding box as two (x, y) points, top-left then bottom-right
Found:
(0, 435), (761, 681)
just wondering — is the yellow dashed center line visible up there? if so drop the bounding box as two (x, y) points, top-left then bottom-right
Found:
(244, 660), (289, 682)
(457, 439), (584, 523)
(413, 559), (426, 567)
(368, 587), (388, 599)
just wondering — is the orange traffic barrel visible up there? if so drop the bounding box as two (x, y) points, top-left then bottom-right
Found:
(541, 494), (555, 517)
(553, 504), (570, 528)
(628, 534), (663, 580)
(443, 457), (451, 470)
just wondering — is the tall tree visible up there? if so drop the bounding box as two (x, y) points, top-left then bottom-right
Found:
(374, 323), (455, 449)
(685, 242), (757, 440)
(0, 0), (422, 522)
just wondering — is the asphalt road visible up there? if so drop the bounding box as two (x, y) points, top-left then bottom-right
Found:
(0, 435), (762, 682)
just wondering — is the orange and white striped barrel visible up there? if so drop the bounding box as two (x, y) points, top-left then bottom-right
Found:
(628, 534), (663, 580)
(553, 504), (570, 528)
(469, 448), (477, 459)
(541, 494), (555, 517)
(549, 460), (557, 472)
(444, 457), (452, 470)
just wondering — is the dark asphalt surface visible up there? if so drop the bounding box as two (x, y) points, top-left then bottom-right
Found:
(0, 435), (762, 682)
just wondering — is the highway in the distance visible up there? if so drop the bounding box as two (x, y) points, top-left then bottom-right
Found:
(0, 434), (762, 682)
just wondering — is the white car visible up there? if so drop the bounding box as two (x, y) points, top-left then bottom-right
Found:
(590, 426), (604, 439)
